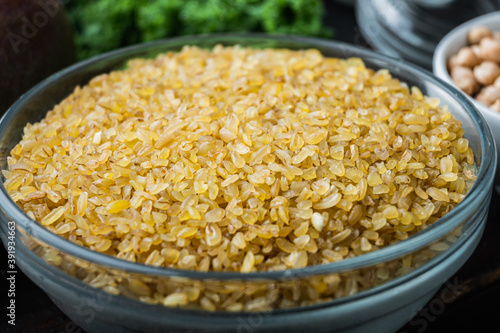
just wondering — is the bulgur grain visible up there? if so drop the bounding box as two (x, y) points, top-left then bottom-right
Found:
(4, 45), (475, 282)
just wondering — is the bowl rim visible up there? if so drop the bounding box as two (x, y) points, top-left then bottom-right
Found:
(0, 33), (496, 280)
(432, 10), (500, 119)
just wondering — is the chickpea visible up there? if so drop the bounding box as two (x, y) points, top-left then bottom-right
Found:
(447, 54), (459, 70)
(454, 47), (479, 67)
(494, 76), (500, 89)
(476, 85), (500, 106)
(473, 61), (500, 86)
(479, 37), (500, 63)
(471, 44), (481, 58)
(468, 26), (492, 44)
(451, 66), (478, 96)
(490, 99), (500, 113)
(494, 31), (500, 42)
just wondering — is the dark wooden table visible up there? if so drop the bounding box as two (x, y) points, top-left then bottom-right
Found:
(2, 2), (500, 332)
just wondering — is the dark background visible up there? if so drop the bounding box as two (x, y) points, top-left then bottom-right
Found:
(2, 1), (500, 332)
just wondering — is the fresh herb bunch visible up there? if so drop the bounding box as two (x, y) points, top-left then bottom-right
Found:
(66, 0), (333, 60)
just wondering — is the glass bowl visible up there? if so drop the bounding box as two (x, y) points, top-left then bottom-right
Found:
(0, 34), (496, 333)
(355, 0), (500, 70)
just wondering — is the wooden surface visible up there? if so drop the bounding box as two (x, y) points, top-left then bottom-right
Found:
(2, 2), (500, 332)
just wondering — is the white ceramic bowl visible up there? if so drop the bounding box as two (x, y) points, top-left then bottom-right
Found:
(433, 11), (500, 185)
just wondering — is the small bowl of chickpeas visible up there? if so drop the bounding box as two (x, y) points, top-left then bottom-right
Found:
(434, 11), (500, 187)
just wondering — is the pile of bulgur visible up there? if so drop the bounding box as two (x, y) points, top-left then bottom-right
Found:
(3, 45), (476, 274)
